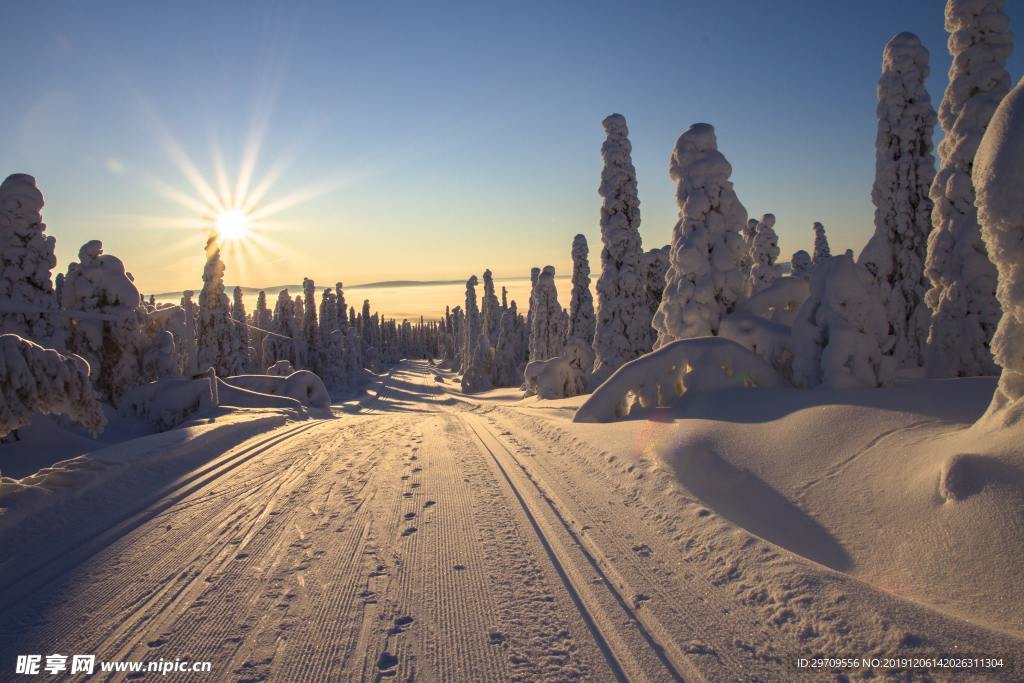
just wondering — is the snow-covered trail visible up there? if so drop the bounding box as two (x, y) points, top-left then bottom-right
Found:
(2, 361), (1020, 682)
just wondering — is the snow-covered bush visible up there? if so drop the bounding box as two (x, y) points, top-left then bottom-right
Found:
(812, 222), (831, 266)
(592, 114), (650, 384)
(118, 374), (217, 431)
(197, 235), (245, 377)
(225, 370), (330, 409)
(0, 334), (105, 437)
(791, 254), (894, 389)
(791, 250), (813, 280)
(0, 174), (63, 347)
(528, 266), (563, 362)
(524, 356), (582, 400)
(567, 235), (595, 345)
(574, 337), (783, 423)
(973, 76), (1024, 423)
(748, 213), (781, 295)
(925, 0), (1012, 378)
(718, 313), (794, 381)
(859, 32), (936, 368)
(653, 123), (748, 345)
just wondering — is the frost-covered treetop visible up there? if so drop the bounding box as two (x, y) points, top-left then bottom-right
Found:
(599, 113), (641, 244)
(63, 240), (141, 312)
(1, 174), (45, 223)
(669, 123), (732, 187)
(974, 76), (1024, 415)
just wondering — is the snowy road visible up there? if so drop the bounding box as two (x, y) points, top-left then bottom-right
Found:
(1, 361), (1020, 682)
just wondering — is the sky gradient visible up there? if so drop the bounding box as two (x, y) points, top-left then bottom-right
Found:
(5, 1), (1023, 296)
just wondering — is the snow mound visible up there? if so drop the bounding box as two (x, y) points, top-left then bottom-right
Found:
(224, 370), (330, 409)
(736, 276), (809, 326)
(0, 334), (106, 438)
(266, 359), (295, 376)
(118, 375), (218, 431)
(575, 337), (783, 423)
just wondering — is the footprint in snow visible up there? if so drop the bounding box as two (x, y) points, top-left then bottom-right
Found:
(403, 512), (416, 520)
(377, 651), (399, 671)
(423, 500), (435, 508)
(401, 527), (418, 537)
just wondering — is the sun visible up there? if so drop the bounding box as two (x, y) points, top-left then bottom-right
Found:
(215, 208), (251, 241)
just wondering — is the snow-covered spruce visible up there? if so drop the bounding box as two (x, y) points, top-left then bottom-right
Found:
(812, 222), (831, 266)
(567, 235), (595, 345)
(267, 289), (296, 367)
(653, 123), (748, 345)
(0, 333), (106, 437)
(574, 337), (783, 423)
(791, 254), (894, 389)
(460, 275), (492, 393)
(973, 76), (1024, 423)
(302, 278), (319, 373)
(0, 174), (63, 347)
(925, 0), (1013, 378)
(859, 32), (936, 368)
(641, 245), (669, 348)
(791, 250), (813, 280)
(196, 235), (245, 377)
(481, 269), (501, 347)
(748, 213), (782, 296)
(740, 218), (758, 275)
(62, 240), (176, 403)
(318, 288), (347, 388)
(492, 303), (524, 387)
(529, 266), (564, 363)
(232, 286), (253, 372)
(592, 114), (650, 384)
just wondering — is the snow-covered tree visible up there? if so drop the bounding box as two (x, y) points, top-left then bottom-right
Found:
(791, 250), (813, 280)
(740, 218), (758, 276)
(493, 302), (523, 387)
(812, 222), (831, 266)
(480, 269), (501, 347)
(196, 235), (245, 377)
(460, 275), (491, 392)
(529, 266), (563, 362)
(973, 76), (1024, 422)
(641, 245), (669, 348)
(318, 288), (347, 387)
(925, 0), (1012, 378)
(303, 278), (319, 372)
(567, 234), (595, 345)
(178, 290), (198, 373)
(232, 286), (252, 371)
(252, 290), (271, 369)
(0, 334), (106, 438)
(62, 241), (143, 401)
(653, 123), (748, 345)
(592, 114), (650, 384)
(792, 254), (894, 389)
(0, 174), (62, 347)
(859, 32), (937, 368)
(335, 282), (347, 327)
(748, 213), (782, 296)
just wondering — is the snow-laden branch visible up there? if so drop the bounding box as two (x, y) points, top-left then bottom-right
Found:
(574, 337), (783, 423)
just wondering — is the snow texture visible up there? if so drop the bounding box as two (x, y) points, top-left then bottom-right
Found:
(748, 213), (782, 296)
(575, 336), (783, 423)
(653, 123), (748, 346)
(567, 235), (595, 345)
(0, 334), (105, 438)
(859, 32), (936, 368)
(792, 254), (895, 389)
(592, 114), (651, 384)
(973, 76), (1024, 422)
(0, 174), (62, 347)
(925, 0), (1013, 378)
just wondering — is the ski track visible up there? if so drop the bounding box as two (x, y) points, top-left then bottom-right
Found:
(0, 360), (1021, 682)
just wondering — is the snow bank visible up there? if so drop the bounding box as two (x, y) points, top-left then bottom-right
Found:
(119, 374), (218, 431)
(574, 337), (783, 422)
(973, 76), (1024, 423)
(0, 334), (106, 438)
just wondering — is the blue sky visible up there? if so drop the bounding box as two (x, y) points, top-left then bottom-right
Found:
(5, 1), (1023, 293)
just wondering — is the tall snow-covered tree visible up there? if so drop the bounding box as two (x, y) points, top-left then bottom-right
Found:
(812, 222), (832, 266)
(335, 282), (348, 327)
(480, 269), (501, 346)
(460, 275), (491, 392)
(748, 213), (782, 296)
(653, 123), (748, 345)
(303, 277), (319, 372)
(0, 174), (62, 347)
(493, 302), (524, 387)
(925, 0), (1012, 378)
(859, 32), (937, 368)
(973, 76), (1024, 421)
(529, 266), (563, 362)
(792, 254), (894, 389)
(197, 235), (245, 377)
(740, 218), (758, 276)
(592, 114), (650, 384)
(567, 234), (595, 345)
(232, 286), (252, 371)
(179, 290), (198, 372)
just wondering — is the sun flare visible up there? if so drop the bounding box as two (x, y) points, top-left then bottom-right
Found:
(215, 208), (251, 241)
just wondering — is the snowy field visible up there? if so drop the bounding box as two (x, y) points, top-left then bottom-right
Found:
(2, 361), (1022, 681)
